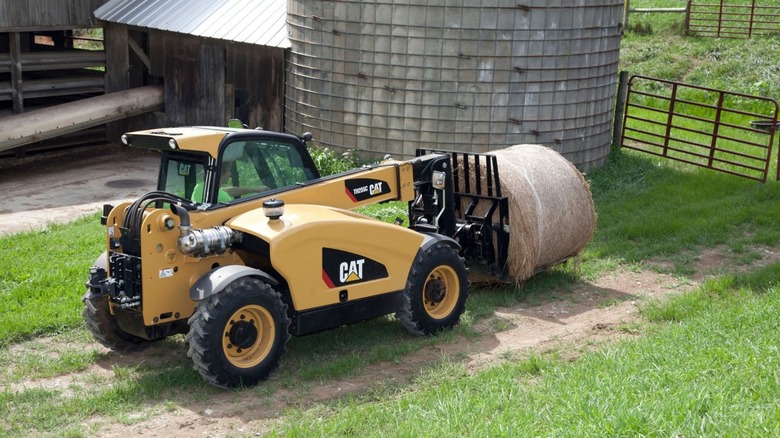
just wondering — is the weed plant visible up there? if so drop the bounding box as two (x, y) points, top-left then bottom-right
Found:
(307, 146), (362, 176)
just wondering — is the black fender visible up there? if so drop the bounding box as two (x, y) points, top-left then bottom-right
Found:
(420, 233), (461, 253)
(92, 251), (109, 270)
(83, 251), (109, 301)
(190, 265), (279, 301)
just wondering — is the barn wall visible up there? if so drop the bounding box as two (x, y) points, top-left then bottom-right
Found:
(0, 0), (107, 30)
(226, 43), (285, 131)
(162, 34), (226, 126)
(147, 32), (284, 130)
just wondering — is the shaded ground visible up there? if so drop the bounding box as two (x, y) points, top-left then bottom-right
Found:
(0, 145), (157, 235)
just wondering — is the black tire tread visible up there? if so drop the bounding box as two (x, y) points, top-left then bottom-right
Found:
(396, 242), (468, 336)
(82, 294), (148, 351)
(185, 277), (291, 388)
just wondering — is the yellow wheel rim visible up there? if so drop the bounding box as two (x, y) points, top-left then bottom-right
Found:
(423, 265), (460, 319)
(222, 304), (275, 368)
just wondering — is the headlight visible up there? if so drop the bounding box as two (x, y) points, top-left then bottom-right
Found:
(432, 170), (447, 189)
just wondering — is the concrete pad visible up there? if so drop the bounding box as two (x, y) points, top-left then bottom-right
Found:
(0, 145), (159, 236)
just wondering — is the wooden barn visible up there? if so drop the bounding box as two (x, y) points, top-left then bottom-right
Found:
(94, 0), (288, 130)
(0, 0), (288, 155)
(0, 0), (110, 153)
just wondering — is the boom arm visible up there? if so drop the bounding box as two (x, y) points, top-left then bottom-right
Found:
(276, 160), (417, 209)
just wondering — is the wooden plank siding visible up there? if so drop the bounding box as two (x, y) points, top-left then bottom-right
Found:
(0, 35), (106, 112)
(148, 31), (285, 130)
(0, 0), (107, 30)
(0, 0), (111, 150)
(226, 43), (285, 131)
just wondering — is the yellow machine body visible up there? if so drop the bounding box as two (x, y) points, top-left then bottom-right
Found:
(227, 204), (423, 311)
(101, 127), (421, 328)
(85, 125), (491, 388)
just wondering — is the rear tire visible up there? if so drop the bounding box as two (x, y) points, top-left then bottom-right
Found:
(82, 293), (149, 351)
(397, 242), (468, 335)
(186, 277), (290, 388)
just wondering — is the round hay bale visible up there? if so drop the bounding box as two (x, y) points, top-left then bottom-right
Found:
(460, 145), (596, 282)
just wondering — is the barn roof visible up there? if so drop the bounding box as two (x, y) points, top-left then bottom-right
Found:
(94, 0), (289, 48)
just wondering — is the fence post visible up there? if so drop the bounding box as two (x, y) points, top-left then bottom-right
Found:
(612, 71), (630, 151)
(685, 0), (692, 33)
(624, 0), (631, 31)
(749, 0), (757, 37)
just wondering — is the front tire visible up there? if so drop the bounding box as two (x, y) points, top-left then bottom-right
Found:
(186, 277), (290, 388)
(397, 242), (468, 335)
(82, 293), (149, 351)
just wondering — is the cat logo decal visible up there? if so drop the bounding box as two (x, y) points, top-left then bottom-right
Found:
(321, 248), (388, 288)
(344, 178), (391, 202)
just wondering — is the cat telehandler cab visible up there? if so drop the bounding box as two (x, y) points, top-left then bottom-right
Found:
(84, 126), (509, 388)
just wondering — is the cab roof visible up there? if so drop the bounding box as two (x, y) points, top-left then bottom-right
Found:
(122, 126), (234, 158)
(122, 126), (307, 160)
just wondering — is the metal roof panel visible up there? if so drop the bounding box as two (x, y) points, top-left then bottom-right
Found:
(95, 0), (289, 48)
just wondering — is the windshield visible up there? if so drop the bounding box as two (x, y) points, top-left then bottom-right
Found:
(214, 139), (318, 203)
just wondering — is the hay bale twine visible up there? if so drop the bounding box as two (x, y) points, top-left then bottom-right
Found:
(467, 144), (596, 282)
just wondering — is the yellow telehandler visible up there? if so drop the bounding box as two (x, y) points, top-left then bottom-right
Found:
(84, 126), (509, 388)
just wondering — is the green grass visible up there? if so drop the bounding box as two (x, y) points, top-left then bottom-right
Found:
(0, 358), (210, 437)
(585, 150), (780, 272)
(622, 4), (780, 101)
(3, 3), (780, 435)
(0, 214), (105, 347)
(269, 277), (780, 437)
(0, 329), (99, 383)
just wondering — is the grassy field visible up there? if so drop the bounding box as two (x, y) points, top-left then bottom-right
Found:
(271, 278), (780, 437)
(622, 0), (780, 181)
(2, 3), (780, 436)
(0, 215), (104, 346)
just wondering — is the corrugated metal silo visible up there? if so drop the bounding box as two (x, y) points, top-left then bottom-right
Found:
(285, 0), (624, 170)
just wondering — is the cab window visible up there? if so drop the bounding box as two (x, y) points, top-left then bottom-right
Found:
(161, 156), (207, 202)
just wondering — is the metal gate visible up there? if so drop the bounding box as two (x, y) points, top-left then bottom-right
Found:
(686, 0), (780, 37)
(620, 75), (779, 182)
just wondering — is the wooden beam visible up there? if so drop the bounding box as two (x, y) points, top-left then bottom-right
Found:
(9, 32), (23, 114)
(0, 85), (164, 152)
(127, 34), (151, 71)
(104, 23), (129, 93)
(103, 23), (130, 140)
(0, 50), (105, 73)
